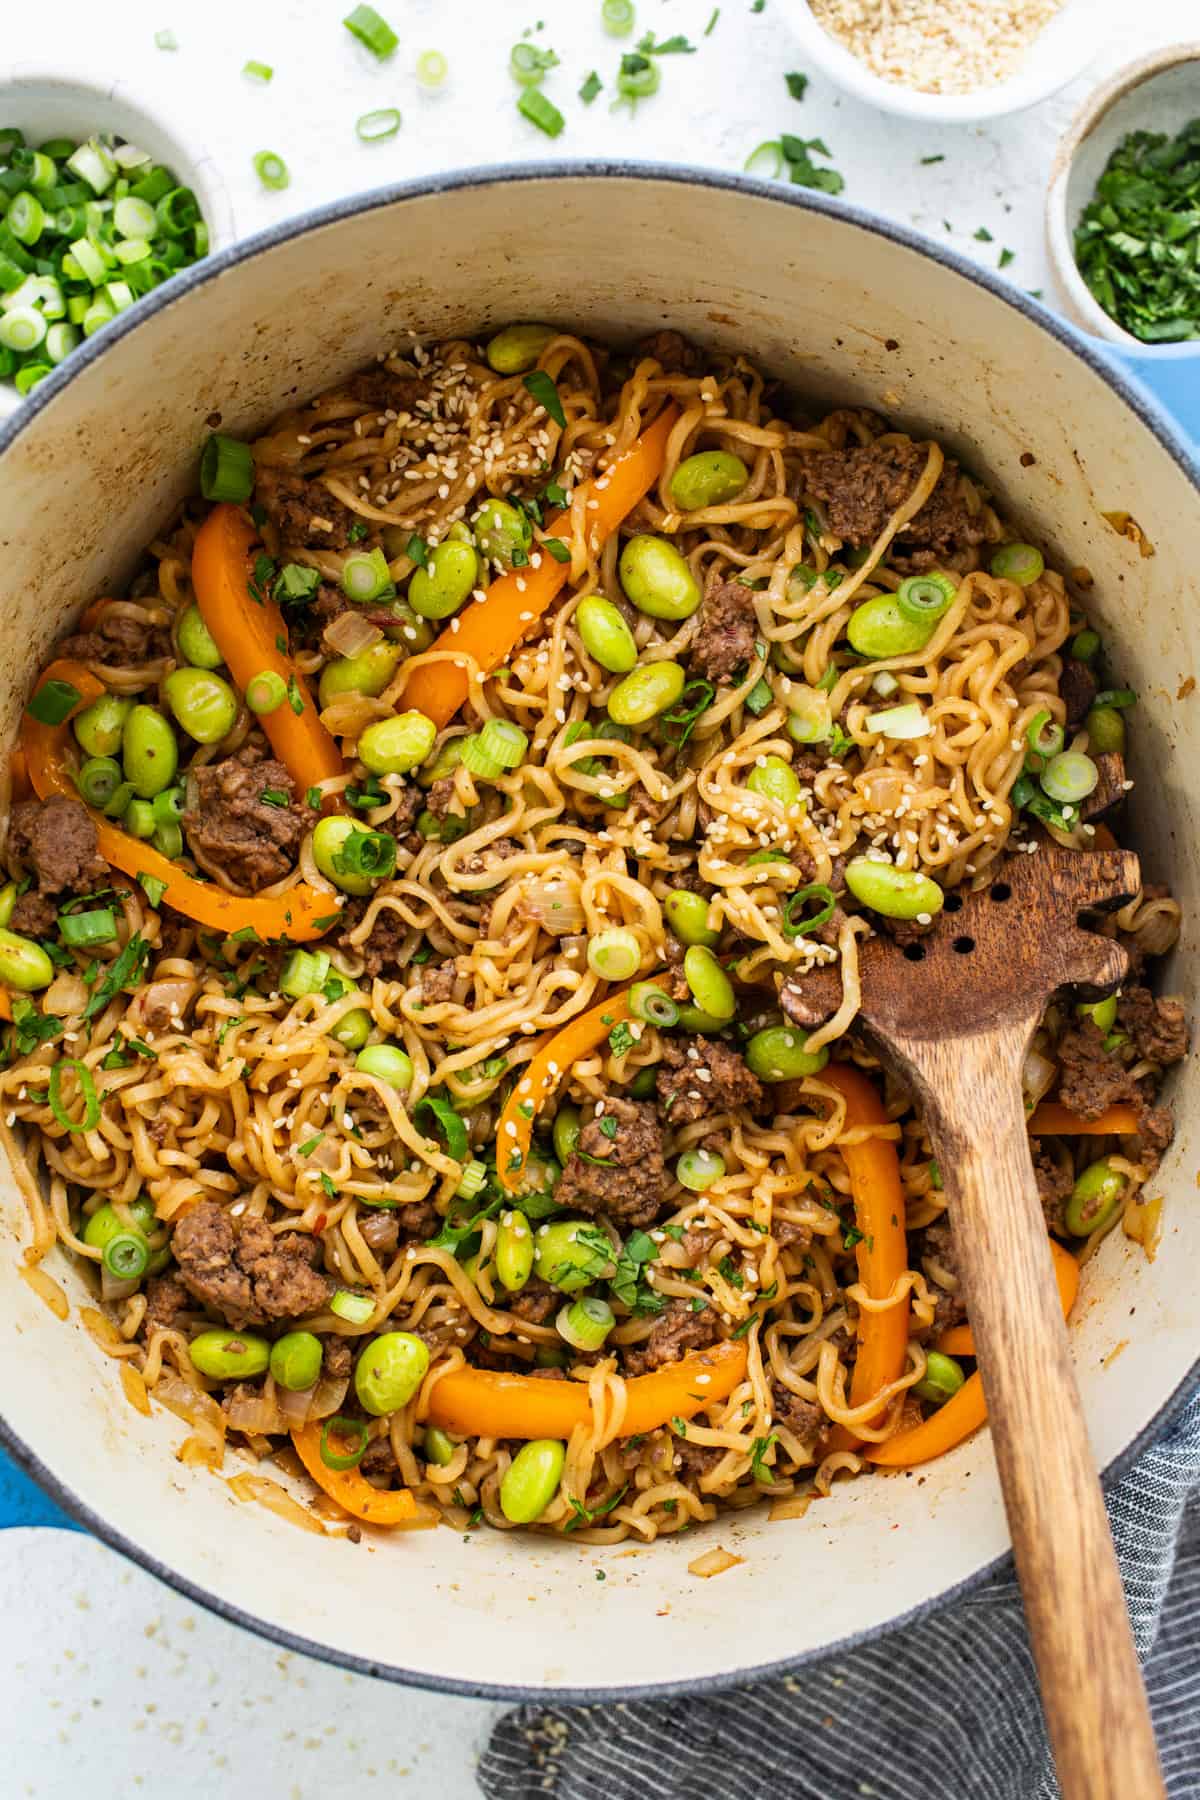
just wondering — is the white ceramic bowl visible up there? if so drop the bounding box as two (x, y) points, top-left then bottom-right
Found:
(0, 65), (233, 421)
(0, 167), (1197, 1702)
(779, 0), (1119, 123)
(1047, 44), (1200, 344)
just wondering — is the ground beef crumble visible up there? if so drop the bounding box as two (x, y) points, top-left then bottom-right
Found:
(624, 1298), (719, 1375)
(58, 609), (170, 667)
(794, 438), (987, 567)
(255, 468), (360, 550)
(1033, 1146), (1074, 1236)
(556, 1095), (665, 1227)
(689, 571), (758, 684)
(920, 1216), (967, 1333)
(8, 796), (108, 902)
(182, 741), (315, 893)
(771, 1382), (829, 1449)
(656, 1036), (762, 1126)
(1117, 986), (1189, 1066)
(171, 1199), (331, 1326)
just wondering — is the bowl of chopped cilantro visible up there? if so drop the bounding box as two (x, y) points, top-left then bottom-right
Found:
(1048, 44), (1200, 346)
(0, 66), (233, 414)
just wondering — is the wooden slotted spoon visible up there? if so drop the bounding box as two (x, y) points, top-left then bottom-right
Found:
(785, 844), (1164, 1800)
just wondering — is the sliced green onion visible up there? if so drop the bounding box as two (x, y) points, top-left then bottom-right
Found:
(113, 195), (156, 239)
(59, 907), (118, 949)
(246, 669), (288, 715)
(200, 432), (254, 503)
(0, 306), (45, 353)
(76, 756), (124, 807)
(154, 28), (179, 50)
(13, 362), (52, 396)
(459, 733), (504, 781)
(895, 571), (956, 623)
(320, 1415), (370, 1469)
(66, 138), (117, 196)
(628, 981), (678, 1028)
(455, 1159), (488, 1200)
(1041, 751), (1098, 804)
(415, 49), (448, 88)
(557, 1296), (615, 1351)
(252, 151), (290, 192)
(990, 542), (1045, 585)
(114, 237), (153, 266)
(782, 883), (836, 938)
(82, 296), (115, 338)
(341, 546), (394, 602)
(111, 143), (152, 170)
(44, 321), (79, 365)
(510, 42), (558, 85)
(281, 948), (332, 999)
(617, 53), (660, 100)
(744, 677), (774, 715)
(103, 1231), (149, 1281)
(1071, 628), (1100, 663)
(517, 89), (565, 137)
(333, 827), (397, 881)
(330, 1288), (375, 1324)
(864, 701), (931, 740)
(68, 235), (108, 285)
(275, 563), (322, 604)
(1093, 688), (1137, 711)
(343, 4), (399, 58)
(871, 670), (899, 699)
(476, 717), (528, 770)
(243, 60), (274, 81)
(105, 280), (135, 313)
(356, 109), (402, 143)
(1025, 709), (1065, 759)
(48, 1058), (101, 1133)
(587, 927), (641, 982)
(13, 148), (56, 189)
(602, 0), (636, 34)
(26, 678), (81, 725)
(7, 192), (45, 246)
(677, 1147), (725, 1191)
(523, 368), (566, 428)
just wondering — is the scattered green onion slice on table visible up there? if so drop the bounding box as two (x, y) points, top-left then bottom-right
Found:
(517, 89), (565, 138)
(243, 60), (274, 81)
(415, 49), (448, 88)
(252, 150), (290, 191)
(602, 0), (636, 35)
(356, 109), (402, 143)
(343, 4), (399, 59)
(510, 43), (558, 85)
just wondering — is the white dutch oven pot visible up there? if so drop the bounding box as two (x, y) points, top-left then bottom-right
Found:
(0, 166), (1195, 1700)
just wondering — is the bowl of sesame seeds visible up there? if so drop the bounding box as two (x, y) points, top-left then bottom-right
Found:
(782, 0), (1120, 123)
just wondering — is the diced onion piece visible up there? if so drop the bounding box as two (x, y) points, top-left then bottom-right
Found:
(224, 1388), (287, 1435)
(324, 609), (384, 658)
(1022, 1049), (1058, 1111)
(521, 876), (585, 935)
(687, 1545), (745, 1578)
(227, 1472), (328, 1533)
(1123, 1194), (1163, 1260)
(864, 702), (931, 740)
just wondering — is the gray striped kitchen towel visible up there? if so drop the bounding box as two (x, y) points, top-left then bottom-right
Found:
(480, 1386), (1200, 1800)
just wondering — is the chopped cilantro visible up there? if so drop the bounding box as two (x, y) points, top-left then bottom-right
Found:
(259, 788), (289, 809)
(579, 70), (602, 104)
(999, 247), (1015, 269)
(780, 135), (844, 196)
(319, 1173), (338, 1199)
(974, 226), (994, 242)
(920, 153), (945, 165)
(750, 1433), (778, 1481)
(670, 1416), (688, 1437)
(286, 674), (305, 716)
(348, 521), (369, 543)
(598, 1115), (619, 1140)
(298, 1133), (325, 1156)
(609, 1229), (664, 1316)
(565, 1484), (628, 1531)
(784, 71), (808, 100)
(10, 998), (64, 1058)
(83, 933), (150, 1021)
(704, 6), (719, 31)
(406, 532), (429, 568)
(306, 787), (322, 811)
(608, 1022), (635, 1056)
(637, 31), (695, 54)
(137, 872), (167, 910)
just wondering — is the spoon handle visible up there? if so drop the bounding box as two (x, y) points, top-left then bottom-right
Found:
(910, 1021), (1165, 1800)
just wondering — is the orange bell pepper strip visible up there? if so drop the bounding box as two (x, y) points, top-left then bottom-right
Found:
(423, 1341), (748, 1441)
(777, 1063), (910, 1449)
(868, 1240), (1080, 1468)
(495, 988), (633, 1193)
(9, 746), (30, 802)
(0, 991), (11, 1022)
(1027, 1101), (1141, 1136)
(400, 407), (679, 728)
(936, 1238), (1080, 1355)
(192, 504), (344, 797)
(22, 660), (340, 942)
(291, 1422), (435, 1529)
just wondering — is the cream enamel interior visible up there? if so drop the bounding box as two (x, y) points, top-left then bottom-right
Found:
(0, 172), (1195, 1697)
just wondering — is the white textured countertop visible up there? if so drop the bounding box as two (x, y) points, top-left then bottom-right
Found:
(2, 1), (1196, 1795)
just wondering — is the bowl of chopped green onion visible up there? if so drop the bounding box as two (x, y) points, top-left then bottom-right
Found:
(1047, 44), (1200, 347)
(0, 67), (233, 413)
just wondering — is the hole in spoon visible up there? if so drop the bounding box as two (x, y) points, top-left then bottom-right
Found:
(990, 882), (1012, 903)
(953, 935), (976, 955)
(944, 893), (963, 913)
(902, 943), (926, 962)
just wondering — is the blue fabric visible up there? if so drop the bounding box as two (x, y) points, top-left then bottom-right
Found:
(0, 1445), (80, 1532)
(480, 1386), (1200, 1799)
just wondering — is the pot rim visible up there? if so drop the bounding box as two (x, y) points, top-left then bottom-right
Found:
(1, 157), (1197, 1703)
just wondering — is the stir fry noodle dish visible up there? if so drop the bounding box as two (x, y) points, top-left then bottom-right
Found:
(3, 324), (1186, 1542)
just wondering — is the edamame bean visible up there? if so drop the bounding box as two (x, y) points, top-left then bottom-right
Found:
(844, 856), (944, 922)
(683, 944), (735, 1021)
(354, 1330), (430, 1414)
(424, 1425), (457, 1466)
(913, 1349), (965, 1407)
(627, 1064), (659, 1099)
(318, 640), (405, 710)
(670, 450), (749, 511)
(121, 704), (178, 798)
(533, 1218), (616, 1293)
(847, 595), (934, 660)
(311, 814), (376, 896)
(189, 1328), (271, 1380)
(552, 1104), (582, 1166)
(473, 499), (532, 570)
(745, 1024), (829, 1081)
(1065, 1158), (1127, 1238)
(500, 1438), (566, 1524)
(73, 692), (132, 758)
(664, 888), (719, 948)
(0, 928), (54, 991)
(409, 540), (480, 620)
(496, 1209), (534, 1292)
(607, 659), (686, 727)
(176, 603), (224, 670)
(1086, 706), (1125, 755)
(330, 1007), (372, 1051)
(356, 1043), (414, 1090)
(746, 755), (801, 809)
(0, 884), (14, 929)
(576, 596), (638, 673)
(163, 667), (239, 745)
(357, 710), (437, 776)
(675, 1003), (728, 1034)
(269, 1330), (323, 1391)
(486, 322), (556, 374)
(618, 535), (701, 620)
